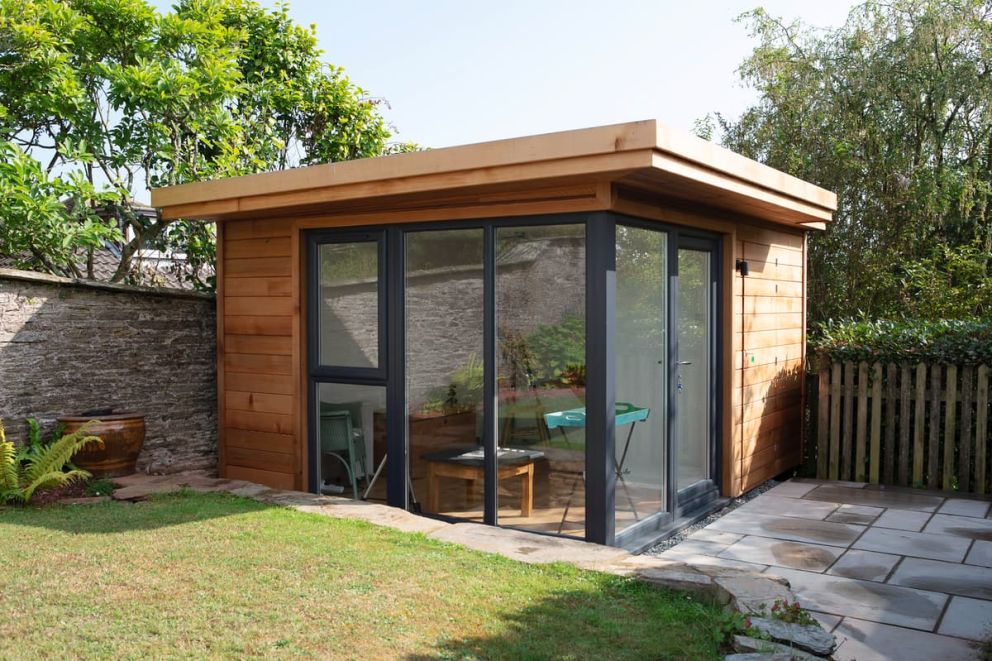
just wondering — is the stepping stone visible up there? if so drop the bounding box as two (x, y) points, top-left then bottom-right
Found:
(719, 535), (841, 572)
(748, 616), (837, 656)
(966, 540), (992, 568)
(737, 495), (840, 521)
(852, 527), (970, 562)
(937, 596), (992, 641)
(768, 568), (948, 630)
(924, 513), (992, 541)
(429, 522), (630, 566)
(825, 504), (882, 525)
(938, 498), (991, 518)
(803, 485), (943, 512)
(766, 480), (819, 499)
(889, 557), (992, 600)
(832, 617), (977, 661)
(827, 549), (899, 582)
(873, 509), (931, 532)
(707, 510), (864, 547)
(731, 635), (819, 660)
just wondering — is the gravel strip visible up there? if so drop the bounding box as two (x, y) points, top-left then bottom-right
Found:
(643, 479), (779, 555)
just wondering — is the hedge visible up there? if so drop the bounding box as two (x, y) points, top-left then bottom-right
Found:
(809, 319), (992, 365)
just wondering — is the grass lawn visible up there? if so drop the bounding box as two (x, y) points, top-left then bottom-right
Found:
(0, 491), (724, 660)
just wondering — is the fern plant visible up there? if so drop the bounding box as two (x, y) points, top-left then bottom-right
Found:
(0, 419), (103, 504)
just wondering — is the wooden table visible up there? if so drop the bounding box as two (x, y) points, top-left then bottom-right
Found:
(423, 447), (542, 516)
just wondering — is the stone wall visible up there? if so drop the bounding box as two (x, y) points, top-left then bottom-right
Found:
(0, 268), (217, 474)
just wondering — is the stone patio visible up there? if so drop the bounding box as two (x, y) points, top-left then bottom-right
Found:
(658, 478), (990, 660)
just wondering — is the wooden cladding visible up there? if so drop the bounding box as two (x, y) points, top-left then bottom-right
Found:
(218, 218), (299, 489)
(815, 361), (992, 493)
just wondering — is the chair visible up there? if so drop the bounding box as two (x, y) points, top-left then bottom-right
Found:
(319, 407), (367, 499)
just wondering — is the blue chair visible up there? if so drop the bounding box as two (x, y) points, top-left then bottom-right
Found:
(319, 406), (367, 499)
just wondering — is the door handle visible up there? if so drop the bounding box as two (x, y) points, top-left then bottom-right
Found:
(677, 361), (693, 366)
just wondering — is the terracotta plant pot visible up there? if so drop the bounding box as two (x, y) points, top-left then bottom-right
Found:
(58, 410), (146, 478)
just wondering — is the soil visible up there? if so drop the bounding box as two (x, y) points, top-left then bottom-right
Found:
(30, 481), (89, 506)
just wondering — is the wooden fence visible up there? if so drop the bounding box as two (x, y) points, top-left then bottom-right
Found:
(814, 361), (991, 493)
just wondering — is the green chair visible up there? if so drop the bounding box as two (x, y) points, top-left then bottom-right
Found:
(319, 406), (367, 499)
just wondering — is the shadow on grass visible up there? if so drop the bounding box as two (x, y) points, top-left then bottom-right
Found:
(406, 578), (723, 661)
(0, 489), (272, 534)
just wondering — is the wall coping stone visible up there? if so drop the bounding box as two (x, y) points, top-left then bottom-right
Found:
(0, 267), (214, 301)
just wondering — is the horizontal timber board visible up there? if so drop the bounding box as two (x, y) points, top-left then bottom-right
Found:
(226, 446), (296, 473)
(741, 424), (801, 458)
(225, 391), (295, 415)
(741, 407), (801, 440)
(738, 328), (804, 351)
(736, 344), (804, 369)
(741, 296), (803, 314)
(225, 428), (295, 454)
(224, 465), (296, 490)
(224, 218), (293, 240)
(225, 257), (292, 277)
(225, 237), (292, 259)
(224, 315), (293, 336)
(736, 224), (805, 249)
(742, 242), (804, 267)
(743, 375), (802, 405)
(224, 296), (296, 317)
(742, 259), (804, 281)
(224, 334), (293, 356)
(739, 451), (802, 489)
(224, 353), (294, 376)
(225, 409), (295, 435)
(733, 359), (804, 388)
(733, 313), (803, 333)
(224, 276), (292, 297)
(740, 390), (802, 423)
(742, 279), (803, 298)
(225, 371), (296, 395)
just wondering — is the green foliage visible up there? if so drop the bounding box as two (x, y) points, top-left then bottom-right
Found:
(767, 599), (817, 627)
(0, 0), (397, 289)
(811, 318), (992, 364)
(0, 418), (103, 504)
(715, 1), (992, 321)
(526, 314), (586, 384)
(420, 353), (484, 414)
(85, 478), (114, 497)
(900, 241), (992, 318)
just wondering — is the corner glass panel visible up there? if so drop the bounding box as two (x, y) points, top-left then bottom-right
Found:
(615, 225), (668, 533)
(404, 229), (485, 520)
(496, 224), (586, 535)
(318, 241), (380, 368)
(677, 248), (712, 490)
(316, 383), (386, 499)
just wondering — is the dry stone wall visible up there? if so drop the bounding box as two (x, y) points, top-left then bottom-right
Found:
(0, 268), (217, 474)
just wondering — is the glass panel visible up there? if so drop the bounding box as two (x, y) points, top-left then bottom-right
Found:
(496, 224), (585, 535)
(405, 229), (485, 520)
(318, 241), (379, 368)
(615, 225), (667, 532)
(677, 248), (711, 490)
(317, 383), (386, 499)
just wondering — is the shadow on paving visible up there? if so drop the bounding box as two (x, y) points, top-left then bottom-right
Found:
(0, 490), (272, 534)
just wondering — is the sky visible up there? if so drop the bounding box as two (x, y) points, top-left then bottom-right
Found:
(152, 0), (858, 150)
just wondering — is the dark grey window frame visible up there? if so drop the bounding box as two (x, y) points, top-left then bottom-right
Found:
(305, 211), (723, 549)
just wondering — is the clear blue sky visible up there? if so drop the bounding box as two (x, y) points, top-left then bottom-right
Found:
(151, 0), (856, 148)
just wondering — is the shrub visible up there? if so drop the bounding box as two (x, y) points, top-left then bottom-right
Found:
(810, 318), (992, 365)
(0, 419), (103, 504)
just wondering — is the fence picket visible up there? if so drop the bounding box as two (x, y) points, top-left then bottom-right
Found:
(884, 364), (897, 484)
(899, 365), (911, 486)
(960, 366), (974, 492)
(928, 365), (941, 489)
(856, 361), (869, 482)
(843, 362), (855, 480)
(913, 363), (926, 487)
(943, 365), (958, 491)
(829, 362), (841, 480)
(870, 363), (882, 484)
(817, 369), (829, 479)
(977, 365), (989, 495)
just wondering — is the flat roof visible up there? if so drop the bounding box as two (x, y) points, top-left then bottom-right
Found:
(151, 119), (836, 227)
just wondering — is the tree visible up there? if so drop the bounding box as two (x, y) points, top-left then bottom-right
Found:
(713, 1), (992, 322)
(0, 0), (397, 289)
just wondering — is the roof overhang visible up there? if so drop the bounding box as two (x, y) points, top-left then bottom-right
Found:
(151, 119), (836, 229)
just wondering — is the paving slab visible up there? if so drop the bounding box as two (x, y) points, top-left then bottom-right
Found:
(803, 484), (944, 512)
(826, 549), (900, 582)
(663, 538), (731, 557)
(719, 535), (842, 572)
(889, 557), (992, 600)
(707, 510), (864, 547)
(808, 611), (841, 632)
(765, 480), (819, 499)
(925, 513), (992, 541)
(794, 478), (867, 489)
(429, 522), (630, 566)
(938, 596), (992, 641)
(852, 526), (971, 562)
(736, 495), (840, 520)
(873, 509), (932, 531)
(832, 617), (978, 661)
(767, 568), (948, 630)
(825, 504), (883, 525)
(938, 499), (991, 519)
(658, 547), (769, 573)
(685, 528), (744, 546)
(966, 540), (992, 568)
